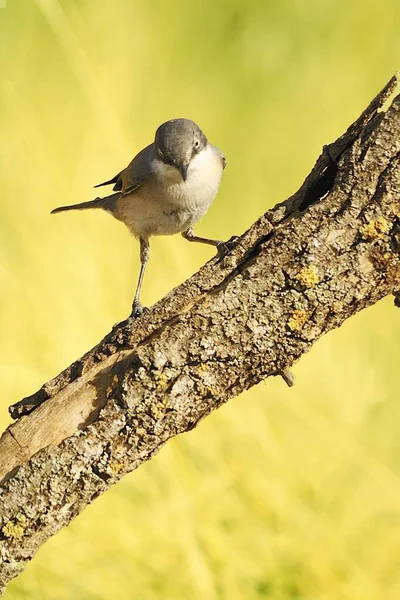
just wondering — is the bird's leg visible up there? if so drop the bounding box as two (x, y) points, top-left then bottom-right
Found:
(131, 237), (150, 317)
(182, 226), (222, 248)
(182, 227), (238, 258)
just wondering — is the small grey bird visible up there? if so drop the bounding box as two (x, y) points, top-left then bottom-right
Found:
(52, 118), (227, 317)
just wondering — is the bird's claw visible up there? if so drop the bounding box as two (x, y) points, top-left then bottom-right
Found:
(130, 302), (150, 320)
(130, 301), (145, 318)
(110, 302), (149, 342)
(216, 235), (239, 258)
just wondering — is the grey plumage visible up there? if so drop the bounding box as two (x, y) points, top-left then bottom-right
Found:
(51, 193), (120, 215)
(51, 118), (226, 317)
(94, 173), (122, 190)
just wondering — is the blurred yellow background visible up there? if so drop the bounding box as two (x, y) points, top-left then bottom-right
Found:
(1, 1), (400, 598)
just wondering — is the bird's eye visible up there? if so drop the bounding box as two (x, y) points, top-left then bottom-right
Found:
(194, 139), (200, 150)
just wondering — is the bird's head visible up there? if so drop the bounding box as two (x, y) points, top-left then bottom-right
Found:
(154, 118), (207, 182)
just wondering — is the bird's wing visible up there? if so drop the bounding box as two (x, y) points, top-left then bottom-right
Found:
(94, 144), (156, 196)
(211, 145), (227, 170)
(218, 149), (227, 170)
(94, 172), (123, 190)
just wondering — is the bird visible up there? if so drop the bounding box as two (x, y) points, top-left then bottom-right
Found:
(51, 118), (227, 317)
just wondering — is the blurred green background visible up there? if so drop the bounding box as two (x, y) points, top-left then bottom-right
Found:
(1, 0), (400, 598)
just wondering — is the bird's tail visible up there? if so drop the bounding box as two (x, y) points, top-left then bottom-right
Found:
(51, 193), (119, 215)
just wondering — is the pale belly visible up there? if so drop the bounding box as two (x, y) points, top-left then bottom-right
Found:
(113, 145), (224, 239)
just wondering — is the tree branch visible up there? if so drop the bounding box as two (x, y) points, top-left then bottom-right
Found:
(1, 75), (399, 594)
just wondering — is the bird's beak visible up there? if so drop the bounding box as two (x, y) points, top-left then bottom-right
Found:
(179, 163), (188, 182)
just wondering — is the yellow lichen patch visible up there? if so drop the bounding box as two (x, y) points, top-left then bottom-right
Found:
(296, 265), (320, 288)
(150, 402), (165, 419)
(360, 217), (389, 240)
(196, 363), (208, 375)
(288, 309), (308, 331)
(2, 514), (27, 540)
(156, 373), (169, 392)
(109, 461), (124, 476)
(205, 386), (219, 396)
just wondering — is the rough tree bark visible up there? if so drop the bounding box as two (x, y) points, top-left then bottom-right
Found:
(0, 75), (399, 594)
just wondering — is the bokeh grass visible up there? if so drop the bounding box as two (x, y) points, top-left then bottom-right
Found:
(1, 1), (400, 598)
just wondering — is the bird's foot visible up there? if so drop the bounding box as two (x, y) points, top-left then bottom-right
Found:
(129, 301), (149, 321)
(110, 301), (147, 331)
(130, 300), (145, 318)
(110, 302), (149, 343)
(216, 235), (239, 259)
